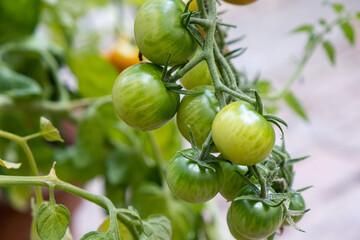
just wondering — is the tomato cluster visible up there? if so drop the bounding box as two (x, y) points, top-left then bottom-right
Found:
(111, 0), (306, 239)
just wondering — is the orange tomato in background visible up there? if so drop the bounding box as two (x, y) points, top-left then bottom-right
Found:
(106, 36), (142, 72)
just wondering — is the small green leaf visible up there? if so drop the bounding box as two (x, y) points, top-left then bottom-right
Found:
(140, 215), (172, 240)
(0, 158), (21, 169)
(291, 24), (313, 34)
(357, 12), (360, 20)
(340, 22), (355, 45)
(322, 40), (336, 65)
(284, 92), (309, 121)
(0, 65), (42, 98)
(36, 202), (70, 240)
(331, 3), (344, 13)
(318, 18), (327, 25)
(80, 231), (109, 240)
(40, 117), (64, 142)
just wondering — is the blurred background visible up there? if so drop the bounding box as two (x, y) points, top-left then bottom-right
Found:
(0, 0), (359, 239)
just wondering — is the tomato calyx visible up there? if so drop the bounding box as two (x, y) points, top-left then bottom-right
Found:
(177, 125), (230, 171)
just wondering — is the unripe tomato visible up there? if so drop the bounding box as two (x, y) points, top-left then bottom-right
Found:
(227, 210), (251, 240)
(106, 36), (141, 72)
(176, 85), (219, 149)
(284, 193), (306, 225)
(180, 49), (213, 89)
(230, 185), (283, 239)
(212, 101), (275, 166)
(112, 63), (179, 131)
(134, 0), (197, 66)
(223, 0), (257, 5)
(219, 162), (248, 201)
(166, 149), (223, 203)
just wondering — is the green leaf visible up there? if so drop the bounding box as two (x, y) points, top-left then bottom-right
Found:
(0, 0), (41, 44)
(67, 50), (118, 97)
(74, 112), (105, 168)
(106, 149), (143, 186)
(255, 80), (272, 95)
(357, 12), (360, 20)
(318, 19), (327, 25)
(0, 64), (42, 98)
(40, 117), (64, 142)
(322, 41), (336, 65)
(0, 158), (21, 169)
(284, 92), (309, 121)
(291, 24), (313, 34)
(80, 231), (109, 240)
(331, 3), (344, 13)
(340, 22), (355, 45)
(151, 120), (182, 161)
(3, 186), (30, 211)
(140, 215), (172, 240)
(36, 202), (70, 240)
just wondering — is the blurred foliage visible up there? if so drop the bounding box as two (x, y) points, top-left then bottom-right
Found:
(0, 0), (221, 238)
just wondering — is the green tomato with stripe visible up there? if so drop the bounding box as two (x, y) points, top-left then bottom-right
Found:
(212, 101), (275, 166)
(112, 63), (179, 131)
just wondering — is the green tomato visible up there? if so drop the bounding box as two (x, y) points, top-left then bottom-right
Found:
(212, 101), (275, 166)
(284, 193), (306, 225)
(227, 210), (251, 240)
(180, 49), (213, 89)
(230, 185), (283, 239)
(112, 63), (179, 131)
(176, 85), (219, 149)
(166, 149), (223, 203)
(219, 161), (248, 201)
(134, 0), (197, 66)
(97, 217), (134, 240)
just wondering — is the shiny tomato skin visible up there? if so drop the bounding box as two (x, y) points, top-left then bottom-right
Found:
(176, 86), (219, 149)
(219, 162), (248, 201)
(227, 209), (251, 240)
(166, 149), (223, 204)
(230, 185), (283, 239)
(180, 49), (213, 89)
(212, 101), (275, 166)
(112, 63), (179, 131)
(134, 0), (197, 66)
(284, 193), (306, 225)
(223, 0), (257, 5)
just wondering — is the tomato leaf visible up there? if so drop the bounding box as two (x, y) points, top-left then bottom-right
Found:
(340, 22), (355, 45)
(0, 65), (42, 98)
(291, 24), (313, 34)
(322, 40), (336, 65)
(0, 0), (41, 44)
(67, 50), (117, 98)
(0, 158), (21, 169)
(284, 92), (309, 121)
(36, 202), (70, 240)
(331, 3), (344, 13)
(40, 117), (64, 142)
(80, 231), (109, 240)
(151, 120), (182, 161)
(140, 215), (172, 240)
(74, 112), (105, 168)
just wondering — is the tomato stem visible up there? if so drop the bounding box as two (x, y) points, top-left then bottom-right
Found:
(0, 130), (44, 205)
(252, 165), (267, 198)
